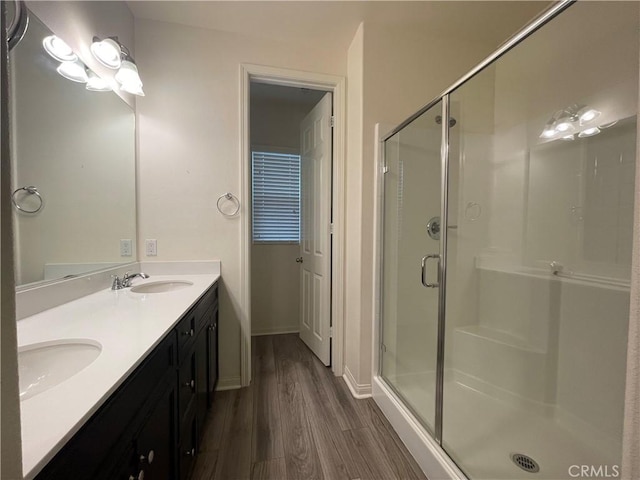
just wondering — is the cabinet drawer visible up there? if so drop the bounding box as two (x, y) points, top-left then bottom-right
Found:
(194, 284), (218, 334)
(178, 410), (198, 480)
(176, 311), (197, 360)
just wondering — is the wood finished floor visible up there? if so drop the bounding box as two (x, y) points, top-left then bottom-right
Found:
(192, 334), (427, 480)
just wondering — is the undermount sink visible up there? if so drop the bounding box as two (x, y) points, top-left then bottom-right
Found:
(130, 280), (194, 294)
(19, 340), (102, 401)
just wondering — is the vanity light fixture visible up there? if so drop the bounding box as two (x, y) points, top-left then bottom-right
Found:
(90, 36), (145, 96)
(42, 35), (77, 62)
(85, 70), (112, 92)
(90, 37), (122, 69)
(56, 59), (89, 83)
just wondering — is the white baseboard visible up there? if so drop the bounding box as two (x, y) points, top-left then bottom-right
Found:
(251, 327), (299, 336)
(216, 376), (242, 391)
(342, 366), (372, 398)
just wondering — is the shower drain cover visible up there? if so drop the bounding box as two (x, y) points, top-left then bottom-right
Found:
(511, 453), (540, 473)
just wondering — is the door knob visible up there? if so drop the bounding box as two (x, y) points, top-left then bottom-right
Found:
(295, 257), (303, 263)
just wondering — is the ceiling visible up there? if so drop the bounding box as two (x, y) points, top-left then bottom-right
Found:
(127, 1), (551, 53)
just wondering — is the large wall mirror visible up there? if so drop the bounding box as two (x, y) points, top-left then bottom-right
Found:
(10, 9), (136, 288)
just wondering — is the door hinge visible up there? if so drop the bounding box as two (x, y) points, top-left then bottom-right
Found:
(330, 116), (335, 128)
(383, 165), (389, 174)
(329, 326), (333, 338)
(329, 223), (334, 235)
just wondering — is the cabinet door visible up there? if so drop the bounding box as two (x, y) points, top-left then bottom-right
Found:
(207, 307), (219, 406)
(134, 383), (176, 480)
(178, 413), (197, 480)
(195, 327), (208, 440)
(178, 350), (196, 425)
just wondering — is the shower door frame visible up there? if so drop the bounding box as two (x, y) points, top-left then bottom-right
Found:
(372, 0), (576, 476)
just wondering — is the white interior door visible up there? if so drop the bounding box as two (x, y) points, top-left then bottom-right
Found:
(299, 92), (332, 365)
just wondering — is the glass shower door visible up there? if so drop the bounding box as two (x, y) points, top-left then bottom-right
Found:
(380, 100), (442, 433)
(442, 2), (637, 479)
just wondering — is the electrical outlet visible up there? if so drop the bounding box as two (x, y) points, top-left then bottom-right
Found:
(145, 239), (157, 256)
(120, 239), (132, 257)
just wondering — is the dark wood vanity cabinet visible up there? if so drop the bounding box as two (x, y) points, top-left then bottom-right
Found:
(35, 281), (219, 480)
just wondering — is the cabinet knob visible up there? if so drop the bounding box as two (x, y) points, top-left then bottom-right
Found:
(139, 450), (155, 465)
(183, 379), (195, 389)
(182, 328), (194, 337)
(185, 448), (195, 457)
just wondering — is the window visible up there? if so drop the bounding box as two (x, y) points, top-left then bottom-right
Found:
(251, 150), (301, 243)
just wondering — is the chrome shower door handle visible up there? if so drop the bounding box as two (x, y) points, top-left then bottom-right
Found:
(421, 254), (440, 288)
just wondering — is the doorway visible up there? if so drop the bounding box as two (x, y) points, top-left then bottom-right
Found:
(240, 64), (346, 386)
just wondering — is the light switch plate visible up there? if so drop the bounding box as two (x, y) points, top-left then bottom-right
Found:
(145, 239), (157, 256)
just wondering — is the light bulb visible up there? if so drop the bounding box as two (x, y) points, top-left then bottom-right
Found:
(90, 38), (122, 69)
(42, 35), (77, 62)
(57, 60), (88, 83)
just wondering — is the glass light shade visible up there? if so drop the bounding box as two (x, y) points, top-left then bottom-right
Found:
(86, 71), (112, 92)
(115, 60), (142, 86)
(578, 108), (601, 125)
(42, 35), (77, 62)
(562, 134), (575, 141)
(578, 127), (601, 138)
(540, 126), (557, 138)
(120, 82), (145, 96)
(56, 60), (88, 83)
(90, 38), (122, 69)
(555, 120), (573, 132)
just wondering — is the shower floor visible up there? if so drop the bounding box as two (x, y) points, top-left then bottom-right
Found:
(388, 371), (619, 480)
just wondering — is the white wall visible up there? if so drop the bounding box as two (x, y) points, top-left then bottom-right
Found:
(250, 94), (317, 336)
(344, 22), (365, 388)
(135, 18), (346, 388)
(352, 21), (508, 390)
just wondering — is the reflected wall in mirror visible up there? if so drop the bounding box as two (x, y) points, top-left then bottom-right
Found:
(527, 117), (636, 282)
(10, 9), (136, 287)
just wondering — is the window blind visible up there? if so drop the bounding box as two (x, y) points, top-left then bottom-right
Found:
(252, 151), (301, 243)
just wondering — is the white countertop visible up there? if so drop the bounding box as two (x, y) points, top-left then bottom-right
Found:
(17, 273), (220, 479)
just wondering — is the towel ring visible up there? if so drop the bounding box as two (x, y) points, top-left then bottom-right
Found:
(12, 186), (43, 214)
(216, 192), (240, 217)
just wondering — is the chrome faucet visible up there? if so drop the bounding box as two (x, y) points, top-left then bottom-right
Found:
(111, 272), (150, 290)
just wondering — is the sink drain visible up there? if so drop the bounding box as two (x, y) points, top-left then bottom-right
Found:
(511, 453), (540, 473)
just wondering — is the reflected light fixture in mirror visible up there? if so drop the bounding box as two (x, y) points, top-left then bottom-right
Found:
(539, 104), (603, 140)
(42, 35), (76, 62)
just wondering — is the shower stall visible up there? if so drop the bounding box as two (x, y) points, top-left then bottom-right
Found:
(375, 1), (638, 479)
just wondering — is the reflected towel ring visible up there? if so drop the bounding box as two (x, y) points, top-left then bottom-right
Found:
(12, 186), (43, 214)
(216, 192), (240, 217)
